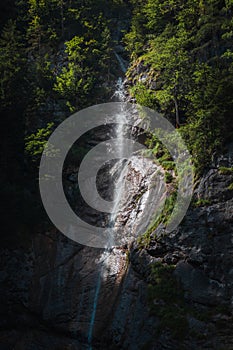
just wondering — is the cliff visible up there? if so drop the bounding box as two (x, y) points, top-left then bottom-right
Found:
(0, 143), (232, 349)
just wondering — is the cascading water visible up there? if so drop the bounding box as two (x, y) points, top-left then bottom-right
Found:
(108, 77), (130, 247)
(85, 73), (169, 348)
(87, 78), (129, 349)
(114, 52), (128, 74)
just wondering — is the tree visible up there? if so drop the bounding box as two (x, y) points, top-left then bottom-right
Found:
(125, 0), (233, 174)
(54, 13), (111, 111)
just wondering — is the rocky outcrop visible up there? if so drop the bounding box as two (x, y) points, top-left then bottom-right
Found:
(125, 58), (162, 95)
(125, 143), (233, 349)
(112, 154), (166, 245)
(0, 145), (233, 349)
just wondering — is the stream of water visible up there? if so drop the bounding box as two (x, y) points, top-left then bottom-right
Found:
(87, 77), (129, 349)
(108, 77), (129, 247)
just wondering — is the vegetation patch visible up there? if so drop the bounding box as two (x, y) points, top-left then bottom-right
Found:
(147, 262), (189, 340)
(219, 167), (233, 175)
(138, 190), (177, 248)
(25, 122), (54, 162)
(164, 171), (173, 184)
(193, 198), (211, 207)
(147, 263), (217, 340)
(124, 0), (233, 176)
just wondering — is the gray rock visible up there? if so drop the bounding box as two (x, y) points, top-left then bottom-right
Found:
(1, 144), (233, 349)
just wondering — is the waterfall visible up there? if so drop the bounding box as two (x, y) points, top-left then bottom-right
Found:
(87, 272), (101, 349)
(87, 78), (129, 349)
(108, 77), (129, 247)
(114, 52), (128, 74)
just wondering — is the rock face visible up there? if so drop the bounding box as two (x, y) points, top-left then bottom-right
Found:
(112, 154), (166, 245)
(0, 145), (233, 349)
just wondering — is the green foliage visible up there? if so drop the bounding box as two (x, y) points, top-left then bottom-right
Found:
(25, 122), (54, 161)
(138, 190), (177, 247)
(193, 198), (211, 207)
(26, 0), (64, 49)
(125, 0), (233, 175)
(228, 182), (233, 191)
(161, 160), (175, 171)
(138, 136), (178, 246)
(149, 263), (179, 301)
(164, 171), (173, 183)
(129, 82), (158, 109)
(54, 36), (94, 111)
(54, 13), (111, 111)
(2, 0), (233, 245)
(218, 166), (233, 175)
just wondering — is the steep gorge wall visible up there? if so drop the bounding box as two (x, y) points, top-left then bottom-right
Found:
(1, 130), (233, 350)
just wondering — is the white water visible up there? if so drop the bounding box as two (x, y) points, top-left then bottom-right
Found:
(108, 77), (130, 247)
(87, 78), (129, 349)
